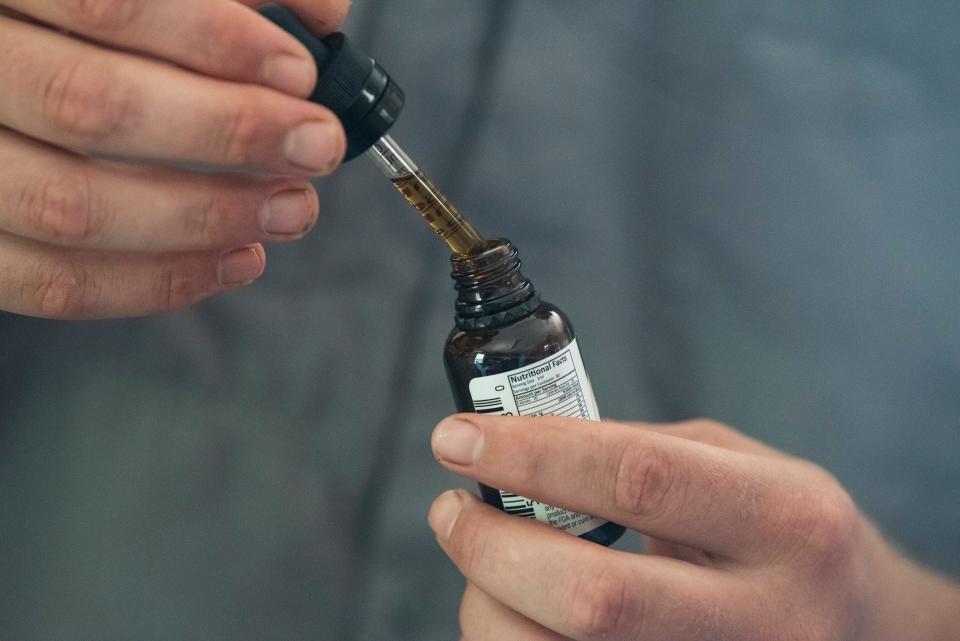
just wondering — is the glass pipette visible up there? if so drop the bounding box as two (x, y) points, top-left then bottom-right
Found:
(366, 136), (486, 255)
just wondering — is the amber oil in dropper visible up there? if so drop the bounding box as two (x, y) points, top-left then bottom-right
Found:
(367, 136), (486, 255)
(391, 170), (486, 255)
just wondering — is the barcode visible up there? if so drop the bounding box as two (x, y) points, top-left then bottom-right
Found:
(472, 397), (505, 414)
(500, 492), (536, 518)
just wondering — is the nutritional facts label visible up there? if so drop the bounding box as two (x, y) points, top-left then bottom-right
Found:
(469, 340), (600, 421)
(469, 339), (605, 537)
(509, 350), (591, 418)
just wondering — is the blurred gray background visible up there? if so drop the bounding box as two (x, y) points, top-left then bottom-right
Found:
(2, 1), (959, 639)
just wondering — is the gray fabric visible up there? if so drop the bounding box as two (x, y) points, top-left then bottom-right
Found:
(2, 1), (959, 639)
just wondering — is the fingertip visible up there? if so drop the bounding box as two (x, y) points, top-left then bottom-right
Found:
(326, 117), (347, 172)
(218, 244), (266, 286)
(429, 489), (467, 542)
(283, 118), (346, 175)
(252, 242), (267, 268)
(259, 186), (319, 238)
(295, 0), (352, 35)
(301, 183), (320, 234)
(329, 1), (352, 34)
(259, 51), (317, 97)
(433, 416), (484, 466)
(438, 412), (486, 430)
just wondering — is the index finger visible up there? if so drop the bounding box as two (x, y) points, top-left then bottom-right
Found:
(2, 0), (348, 97)
(0, 16), (345, 174)
(431, 414), (817, 562)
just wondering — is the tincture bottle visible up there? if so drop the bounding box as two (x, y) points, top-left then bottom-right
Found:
(443, 239), (626, 546)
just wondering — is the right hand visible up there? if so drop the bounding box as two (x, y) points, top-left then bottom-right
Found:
(430, 414), (960, 641)
(0, 0), (349, 319)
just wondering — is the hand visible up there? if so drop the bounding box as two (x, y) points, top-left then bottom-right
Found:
(0, 0), (348, 319)
(429, 414), (960, 641)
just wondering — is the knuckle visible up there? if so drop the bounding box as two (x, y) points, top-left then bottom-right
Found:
(800, 485), (860, 561)
(41, 59), (138, 139)
(613, 438), (685, 521)
(685, 418), (732, 440)
(218, 99), (264, 166)
(774, 463), (862, 568)
(566, 567), (639, 640)
(31, 262), (93, 319)
(179, 195), (220, 249)
(192, 3), (247, 69)
(679, 418), (744, 449)
(154, 268), (199, 312)
(17, 173), (105, 243)
(57, 0), (141, 34)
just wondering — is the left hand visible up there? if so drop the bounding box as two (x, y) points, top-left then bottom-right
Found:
(0, 0), (348, 319)
(428, 414), (960, 641)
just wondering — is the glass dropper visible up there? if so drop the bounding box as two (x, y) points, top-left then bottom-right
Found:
(366, 135), (486, 255)
(259, 4), (487, 255)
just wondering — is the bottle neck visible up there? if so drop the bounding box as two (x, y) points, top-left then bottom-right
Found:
(450, 239), (541, 330)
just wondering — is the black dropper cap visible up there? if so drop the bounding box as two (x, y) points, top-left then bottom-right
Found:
(259, 3), (405, 161)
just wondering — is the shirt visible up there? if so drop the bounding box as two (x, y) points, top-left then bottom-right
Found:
(1, 2), (958, 639)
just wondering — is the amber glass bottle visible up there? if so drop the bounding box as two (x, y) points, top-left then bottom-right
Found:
(443, 239), (625, 546)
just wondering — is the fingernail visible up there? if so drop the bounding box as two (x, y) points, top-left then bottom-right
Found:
(260, 53), (316, 96)
(259, 189), (315, 236)
(429, 490), (464, 542)
(218, 246), (264, 285)
(433, 417), (483, 465)
(283, 121), (343, 173)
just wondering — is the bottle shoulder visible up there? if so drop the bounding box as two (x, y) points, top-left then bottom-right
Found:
(444, 301), (575, 362)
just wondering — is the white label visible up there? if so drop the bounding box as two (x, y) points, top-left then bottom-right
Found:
(469, 339), (607, 537)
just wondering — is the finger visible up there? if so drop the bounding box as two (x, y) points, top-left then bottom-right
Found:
(0, 15), (345, 174)
(460, 584), (569, 641)
(431, 413), (807, 560)
(430, 490), (742, 641)
(0, 231), (265, 319)
(624, 419), (787, 458)
(235, 0), (350, 36)
(0, 127), (319, 251)
(2, 0), (329, 97)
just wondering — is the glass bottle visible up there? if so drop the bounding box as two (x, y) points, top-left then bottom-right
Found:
(443, 239), (625, 546)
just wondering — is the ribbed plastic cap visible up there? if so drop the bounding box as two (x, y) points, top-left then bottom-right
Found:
(259, 3), (405, 161)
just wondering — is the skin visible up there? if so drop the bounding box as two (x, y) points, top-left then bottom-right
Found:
(0, 0), (350, 319)
(429, 414), (960, 641)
